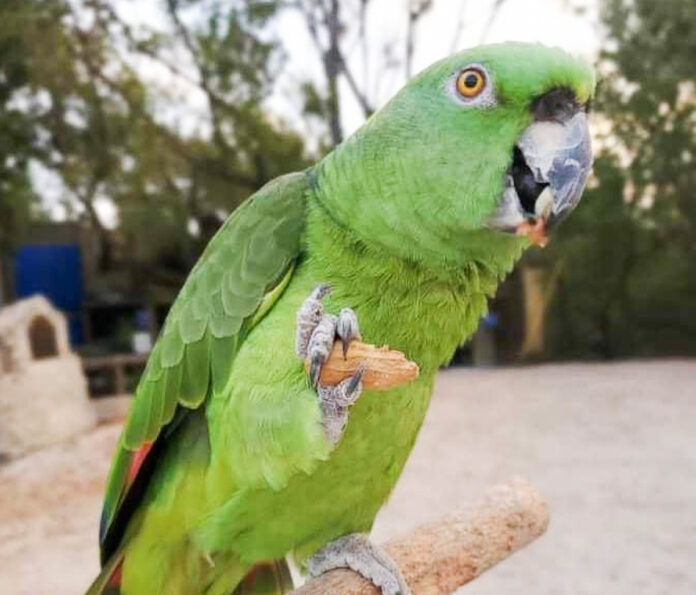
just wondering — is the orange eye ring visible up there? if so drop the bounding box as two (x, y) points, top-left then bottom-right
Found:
(456, 68), (486, 98)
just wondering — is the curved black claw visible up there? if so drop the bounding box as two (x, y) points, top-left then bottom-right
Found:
(336, 308), (361, 359)
(346, 362), (366, 398)
(306, 313), (338, 389)
(309, 355), (323, 389)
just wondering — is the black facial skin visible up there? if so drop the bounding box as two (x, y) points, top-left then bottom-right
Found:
(531, 87), (580, 123)
(511, 145), (548, 215)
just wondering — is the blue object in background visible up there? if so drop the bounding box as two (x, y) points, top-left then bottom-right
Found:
(14, 243), (84, 345)
(134, 308), (152, 331)
(481, 312), (500, 328)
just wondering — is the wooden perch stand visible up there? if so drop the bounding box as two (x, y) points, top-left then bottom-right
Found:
(305, 340), (419, 390)
(292, 478), (549, 595)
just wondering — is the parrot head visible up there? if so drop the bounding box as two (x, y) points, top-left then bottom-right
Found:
(314, 42), (595, 268)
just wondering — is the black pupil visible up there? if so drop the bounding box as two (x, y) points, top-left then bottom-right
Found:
(465, 73), (479, 88)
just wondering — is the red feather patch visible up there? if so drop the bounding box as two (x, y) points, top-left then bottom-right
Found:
(126, 442), (153, 487)
(107, 560), (123, 588)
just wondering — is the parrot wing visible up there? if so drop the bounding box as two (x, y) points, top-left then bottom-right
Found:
(98, 171), (309, 565)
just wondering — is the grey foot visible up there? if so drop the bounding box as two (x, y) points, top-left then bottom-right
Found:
(317, 366), (364, 444)
(306, 534), (411, 595)
(295, 285), (363, 445)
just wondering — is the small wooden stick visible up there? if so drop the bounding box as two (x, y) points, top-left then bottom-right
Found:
(305, 340), (419, 390)
(292, 478), (549, 595)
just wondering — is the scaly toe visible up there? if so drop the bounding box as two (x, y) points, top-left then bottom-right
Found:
(307, 313), (338, 388)
(295, 284), (332, 359)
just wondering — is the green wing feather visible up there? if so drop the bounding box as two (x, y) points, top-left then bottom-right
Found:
(99, 171), (309, 556)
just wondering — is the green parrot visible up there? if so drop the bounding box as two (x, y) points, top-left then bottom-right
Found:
(89, 42), (594, 595)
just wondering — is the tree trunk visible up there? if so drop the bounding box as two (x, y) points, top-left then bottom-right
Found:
(324, 0), (343, 146)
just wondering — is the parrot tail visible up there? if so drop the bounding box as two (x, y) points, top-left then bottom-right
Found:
(85, 552), (293, 595)
(232, 559), (295, 595)
(85, 545), (125, 595)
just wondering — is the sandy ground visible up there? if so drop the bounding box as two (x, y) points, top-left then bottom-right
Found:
(1, 360), (695, 594)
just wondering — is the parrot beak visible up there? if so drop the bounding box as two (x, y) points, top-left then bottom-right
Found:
(516, 110), (593, 229)
(486, 101), (593, 245)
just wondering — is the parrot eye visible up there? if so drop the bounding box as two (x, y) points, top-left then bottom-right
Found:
(456, 68), (486, 98)
(449, 64), (495, 108)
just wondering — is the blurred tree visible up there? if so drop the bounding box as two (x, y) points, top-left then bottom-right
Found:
(291, 0), (512, 150)
(0, 1), (43, 253)
(292, 0), (434, 148)
(103, 0), (309, 278)
(535, 0), (696, 358)
(0, 0), (308, 293)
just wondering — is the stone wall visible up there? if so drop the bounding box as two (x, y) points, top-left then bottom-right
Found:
(0, 355), (95, 459)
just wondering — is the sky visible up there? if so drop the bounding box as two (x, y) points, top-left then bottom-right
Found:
(270, 0), (601, 137)
(37, 0), (601, 223)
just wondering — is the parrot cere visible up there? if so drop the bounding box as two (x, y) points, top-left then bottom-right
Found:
(89, 42), (594, 595)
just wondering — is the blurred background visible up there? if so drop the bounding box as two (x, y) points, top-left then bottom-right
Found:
(0, 0), (694, 594)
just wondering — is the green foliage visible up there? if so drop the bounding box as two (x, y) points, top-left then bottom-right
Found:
(0, 1), (42, 251)
(538, 0), (696, 358)
(0, 0), (308, 293)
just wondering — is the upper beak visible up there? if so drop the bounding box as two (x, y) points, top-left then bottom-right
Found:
(486, 109), (593, 246)
(516, 110), (593, 230)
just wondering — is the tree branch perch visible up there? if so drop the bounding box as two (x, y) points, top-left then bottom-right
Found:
(292, 478), (549, 594)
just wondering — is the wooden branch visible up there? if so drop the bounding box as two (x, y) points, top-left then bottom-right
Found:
(305, 340), (419, 390)
(293, 478), (549, 595)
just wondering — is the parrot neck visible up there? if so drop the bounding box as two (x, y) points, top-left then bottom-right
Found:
(304, 190), (517, 373)
(308, 126), (528, 270)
